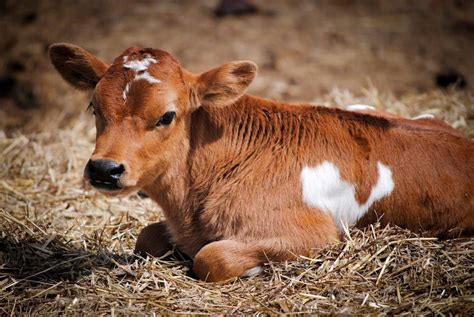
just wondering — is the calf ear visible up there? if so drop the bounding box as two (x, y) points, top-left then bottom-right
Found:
(196, 61), (257, 107)
(49, 43), (108, 90)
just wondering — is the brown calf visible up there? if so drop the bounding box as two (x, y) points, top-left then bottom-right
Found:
(49, 44), (474, 282)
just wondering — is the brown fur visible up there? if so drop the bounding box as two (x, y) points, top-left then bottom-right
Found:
(49, 44), (474, 282)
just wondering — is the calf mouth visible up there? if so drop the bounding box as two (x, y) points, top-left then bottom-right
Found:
(89, 179), (122, 191)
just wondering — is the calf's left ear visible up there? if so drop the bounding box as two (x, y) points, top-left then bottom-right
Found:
(196, 61), (257, 107)
(49, 43), (108, 90)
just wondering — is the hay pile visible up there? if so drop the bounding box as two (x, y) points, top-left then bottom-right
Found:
(1, 89), (473, 314)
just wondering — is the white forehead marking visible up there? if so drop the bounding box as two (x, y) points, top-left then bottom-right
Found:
(301, 161), (394, 231)
(123, 56), (158, 73)
(122, 82), (131, 101)
(134, 71), (161, 84)
(412, 114), (435, 120)
(346, 104), (376, 111)
(122, 54), (161, 101)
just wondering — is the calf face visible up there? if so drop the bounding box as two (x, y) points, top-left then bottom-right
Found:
(49, 44), (257, 195)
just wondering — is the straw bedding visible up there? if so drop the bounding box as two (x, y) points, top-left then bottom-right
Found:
(1, 89), (473, 314)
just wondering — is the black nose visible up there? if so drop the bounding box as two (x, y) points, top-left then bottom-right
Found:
(86, 159), (125, 189)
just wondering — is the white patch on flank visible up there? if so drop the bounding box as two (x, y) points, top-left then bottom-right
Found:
(412, 114), (435, 120)
(241, 266), (263, 278)
(346, 104), (376, 111)
(301, 161), (394, 230)
(122, 54), (161, 101)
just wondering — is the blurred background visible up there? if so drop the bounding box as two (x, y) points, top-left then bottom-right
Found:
(1, 0), (473, 133)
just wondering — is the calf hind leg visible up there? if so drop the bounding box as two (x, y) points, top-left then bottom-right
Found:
(193, 235), (335, 282)
(193, 240), (266, 282)
(193, 209), (340, 282)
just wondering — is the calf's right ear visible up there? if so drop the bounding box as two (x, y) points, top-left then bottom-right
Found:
(196, 60), (257, 108)
(49, 43), (108, 90)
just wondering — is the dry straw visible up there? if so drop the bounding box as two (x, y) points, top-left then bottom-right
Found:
(1, 89), (473, 314)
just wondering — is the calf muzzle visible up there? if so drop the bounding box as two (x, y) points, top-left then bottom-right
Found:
(86, 159), (125, 190)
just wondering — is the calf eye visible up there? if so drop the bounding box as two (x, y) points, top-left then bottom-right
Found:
(156, 111), (176, 127)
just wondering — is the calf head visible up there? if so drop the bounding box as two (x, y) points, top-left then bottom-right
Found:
(49, 43), (257, 195)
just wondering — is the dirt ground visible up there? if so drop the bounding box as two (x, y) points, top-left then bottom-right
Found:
(1, 0), (473, 315)
(1, 0), (474, 132)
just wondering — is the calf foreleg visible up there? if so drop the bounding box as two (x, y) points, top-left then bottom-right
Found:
(135, 221), (174, 258)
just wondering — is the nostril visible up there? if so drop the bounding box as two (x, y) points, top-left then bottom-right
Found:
(110, 164), (125, 177)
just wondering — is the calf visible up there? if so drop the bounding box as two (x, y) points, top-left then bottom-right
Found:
(49, 43), (474, 282)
